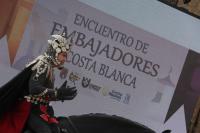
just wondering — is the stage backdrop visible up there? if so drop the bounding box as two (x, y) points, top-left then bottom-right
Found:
(1, 0), (200, 132)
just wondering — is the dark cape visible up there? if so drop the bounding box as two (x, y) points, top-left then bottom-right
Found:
(0, 65), (32, 117)
(0, 65), (33, 133)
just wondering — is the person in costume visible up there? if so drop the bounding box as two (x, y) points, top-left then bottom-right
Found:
(0, 33), (77, 133)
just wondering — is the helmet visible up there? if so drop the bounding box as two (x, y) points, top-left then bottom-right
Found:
(45, 33), (71, 65)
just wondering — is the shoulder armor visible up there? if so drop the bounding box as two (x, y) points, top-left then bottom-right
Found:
(27, 55), (51, 80)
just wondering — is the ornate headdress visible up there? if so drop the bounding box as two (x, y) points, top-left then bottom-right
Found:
(26, 33), (71, 80)
(45, 33), (71, 65)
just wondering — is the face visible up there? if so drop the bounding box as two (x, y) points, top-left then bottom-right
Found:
(57, 52), (67, 65)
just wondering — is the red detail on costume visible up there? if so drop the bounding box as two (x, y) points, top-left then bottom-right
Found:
(40, 114), (49, 122)
(0, 100), (31, 133)
(40, 105), (58, 124)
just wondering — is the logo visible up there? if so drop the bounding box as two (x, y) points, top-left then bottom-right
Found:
(108, 90), (123, 101)
(88, 83), (101, 92)
(100, 87), (109, 96)
(123, 93), (131, 104)
(81, 77), (91, 88)
(69, 72), (80, 85)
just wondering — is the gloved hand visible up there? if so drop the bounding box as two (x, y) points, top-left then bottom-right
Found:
(57, 80), (77, 101)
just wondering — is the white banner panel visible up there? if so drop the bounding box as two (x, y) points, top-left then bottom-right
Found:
(2, 0), (190, 132)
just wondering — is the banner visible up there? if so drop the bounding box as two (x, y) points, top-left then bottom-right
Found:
(1, 0), (200, 132)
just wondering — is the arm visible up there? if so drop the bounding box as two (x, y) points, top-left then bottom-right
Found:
(29, 68), (77, 101)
